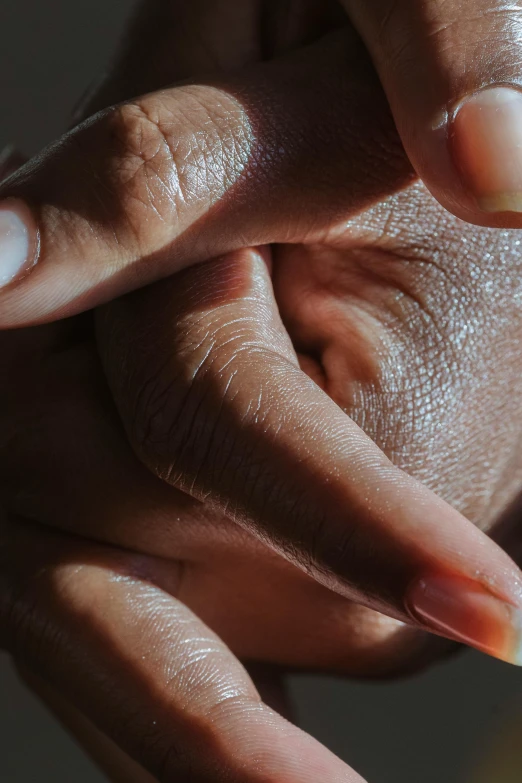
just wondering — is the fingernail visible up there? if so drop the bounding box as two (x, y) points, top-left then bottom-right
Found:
(451, 86), (522, 213)
(0, 201), (37, 287)
(406, 575), (522, 666)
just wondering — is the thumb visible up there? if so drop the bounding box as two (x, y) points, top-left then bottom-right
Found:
(342, 0), (522, 227)
(0, 30), (412, 328)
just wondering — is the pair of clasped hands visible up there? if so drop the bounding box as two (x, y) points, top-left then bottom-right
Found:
(4, 0), (522, 780)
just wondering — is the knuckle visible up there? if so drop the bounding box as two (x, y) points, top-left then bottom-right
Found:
(93, 88), (252, 248)
(129, 318), (256, 492)
(129, 333), (220, 485)
(134, 698), (253, 783)
(109, 101), (174, 179)
(100, 100), (183, 235)
(129, 366), (184, 478)
(137, 733), (194, 783)
(378, 1), (522, 79)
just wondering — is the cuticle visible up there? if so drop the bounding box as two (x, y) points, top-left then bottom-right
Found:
(449, 81), (522, 126)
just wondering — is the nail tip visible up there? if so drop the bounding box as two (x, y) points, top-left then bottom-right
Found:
(509, 619), (522, 667)
(476, 193), (522, 213)
(497, 608), (522, 666)
(503, 649), (522, 667)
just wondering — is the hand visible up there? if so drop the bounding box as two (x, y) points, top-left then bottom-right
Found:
(73, 0), (522, 227)
(1, 8), (522, 661)
(1, 144), (367, 783)
(336, 0), (522, 227)
(3, 5), (522, 782)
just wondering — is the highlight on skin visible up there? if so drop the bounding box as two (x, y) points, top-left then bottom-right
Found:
(0, 87), (255, 297)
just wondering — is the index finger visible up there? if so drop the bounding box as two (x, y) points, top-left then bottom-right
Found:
(0, 31), (412, 327)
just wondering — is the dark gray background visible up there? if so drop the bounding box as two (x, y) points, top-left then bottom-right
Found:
(1, 1), (522, 781)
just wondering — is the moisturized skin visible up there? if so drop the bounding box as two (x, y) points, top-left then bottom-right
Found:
(3, 3), (522, 783)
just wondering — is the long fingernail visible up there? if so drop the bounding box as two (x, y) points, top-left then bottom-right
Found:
(450, 86), (522, 213)
(0, 201), (37, 287)
(406, 575), (522, 666)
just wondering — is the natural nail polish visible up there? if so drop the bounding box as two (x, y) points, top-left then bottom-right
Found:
(407, 575), (522, 666)
(451, 86), (522, 213)
(0, 201), (36, 287)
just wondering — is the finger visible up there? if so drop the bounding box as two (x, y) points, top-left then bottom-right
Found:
(0, 320), (434, 677)
(341, 0), (522, 227)
(0, 517), (366, 783)
(18, 663), (290, 783)
(98, 245), (522, 667)
(0, 30), (413, 327)
(0, 321), (203, 556)
(75, 0), (347, 118)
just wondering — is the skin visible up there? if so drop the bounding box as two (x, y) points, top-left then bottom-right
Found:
(3, 2), (522, 781)
(2, 8), (522, 632)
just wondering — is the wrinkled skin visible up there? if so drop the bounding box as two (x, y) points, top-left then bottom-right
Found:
(3, 2), (522, 782)
(94, 0), (522, 539)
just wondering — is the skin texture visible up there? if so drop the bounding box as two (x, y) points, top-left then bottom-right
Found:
(3, 2), (522, 781)
(340, 0), (522, 226)
(1, 12), (522, 637)
(118, 0), (522, 227)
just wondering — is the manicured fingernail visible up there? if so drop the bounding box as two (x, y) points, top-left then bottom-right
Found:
(0, 201), (37, 287)
(451, 86), (522, 213)
(406, 575), (522, 666)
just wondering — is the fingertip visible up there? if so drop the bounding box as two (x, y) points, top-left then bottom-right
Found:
(449, 86), (522, 220)
(412, 84), (522, 228)
(406, 574), (522, 667)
